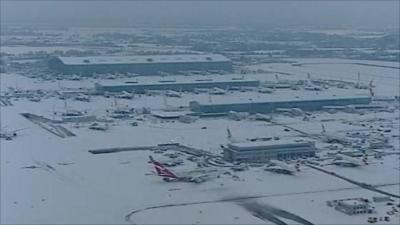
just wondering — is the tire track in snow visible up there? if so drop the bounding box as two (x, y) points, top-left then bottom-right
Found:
(124, 183), (398, 224)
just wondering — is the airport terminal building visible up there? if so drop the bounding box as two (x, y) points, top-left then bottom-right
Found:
(94, 79), (260, 94)
(190, 95), (372, 114)
(48, 54), (232, 75)
(223, 140), (317, 162)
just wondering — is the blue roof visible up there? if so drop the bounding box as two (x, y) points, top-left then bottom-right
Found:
(57, 54), (231, 65)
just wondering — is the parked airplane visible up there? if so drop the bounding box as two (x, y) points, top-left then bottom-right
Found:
(252, 113), (272, 122)
(320, 124), (351, 145)
(209, 87), (227, 95)
(88, 122), (109, 131)
(149, 156), (220, 183)
(115, 91), (134, 99)
(165, 90), (181, 98)
(28, 96), (41, 102)
(332, 154), (368, 167)
(74, 94), (90, 102)
(57, 109), (86, 117)
(264, 160), (301, 175)
(0, 128), (26, 140)
(107, 106), (134, 119)
(258, 87), (274, 93)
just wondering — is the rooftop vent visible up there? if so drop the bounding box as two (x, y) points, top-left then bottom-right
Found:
(147, 58), (153, 62)
(83, 59), (90, 63)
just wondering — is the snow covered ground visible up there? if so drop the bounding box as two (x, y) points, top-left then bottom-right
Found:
(1, 58), (399, 224)
(246, 58), (400, 96)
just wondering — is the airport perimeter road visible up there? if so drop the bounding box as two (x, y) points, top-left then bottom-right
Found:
(124, 183), (398, 224)
(238, 200), (314, 225)
(306, 164), (400, 199)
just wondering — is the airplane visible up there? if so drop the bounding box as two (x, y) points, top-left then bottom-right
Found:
(227, 111), (249, 121)
(209, 87), (227, 95)
(258, 87), (274, 93)
(165, 90), (181, 98)
(69, 74), (82, 81)
(149, 156), (221, 183)
(319, 124), (352, 145)
(88, 122), (109, 131)
(107, 106), (134, 119)
(264, 160), (301, 175)
(53, 100), (87, 117)
(28, 96), (41, 102)
(0, 128), (26, 140)
(304, 85), (322, 91)
(74, 94), (90, 102)
(251, 113), (272, 122)
(225, 127), (277, 144)
(57, 109), (86, 117)
(275, 108), (304, 117)
(114, 91), (135, 99)
(331, 154), (368, 167)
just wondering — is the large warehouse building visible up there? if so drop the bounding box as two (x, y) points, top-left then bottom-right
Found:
(223, 140), (316, 162)
(190, 95), (372, 113)
(94, 79), (260, 94)
(48, 54), (232, 75)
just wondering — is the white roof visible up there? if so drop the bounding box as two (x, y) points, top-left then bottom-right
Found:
(194, 94), (371, 106)
(98, 78), (259, 87)
(340, 199), (367, 206)
(151, 110), (192, 118)
(228, 139), (314, 150)
(57, 54), (231, 65)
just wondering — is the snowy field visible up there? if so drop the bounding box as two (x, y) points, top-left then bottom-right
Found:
(246, 58), (400, 96)
(1, 58), (400, 224)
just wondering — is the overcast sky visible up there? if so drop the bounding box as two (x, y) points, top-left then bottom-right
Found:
(1, 1), (399, 30)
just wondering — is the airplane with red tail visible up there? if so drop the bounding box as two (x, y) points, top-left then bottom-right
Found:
(149, 156), (222, 183)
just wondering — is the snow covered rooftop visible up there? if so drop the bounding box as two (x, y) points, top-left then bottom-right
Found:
(193, 94), (371, 106)
(228, 139), (315, 151)
(151, 110), (192, 118)
(339, 199), (368, 206)
(97, 77), (259, 87)
(57, 54), (231, 65)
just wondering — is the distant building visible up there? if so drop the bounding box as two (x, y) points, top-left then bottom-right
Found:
(48, 54), (232, 75)
(223, 140), (316, 162)
(334, 199), (372, 215)
(372, 196), (392, 203)
(94, 79), (260, 94)
(190, 96), (372, 114)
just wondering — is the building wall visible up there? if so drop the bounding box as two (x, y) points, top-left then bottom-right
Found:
(190, 97), (372, 114)
(49, 57), (232, 75)
(223, 142), (316, 162)
(95, 80), (260, 93)
(335, 203), (369, 215)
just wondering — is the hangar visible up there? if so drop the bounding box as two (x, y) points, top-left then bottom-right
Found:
(48, 54), (232, 75)
(189, 95), (372, 114)
(94, 79), (260, 94)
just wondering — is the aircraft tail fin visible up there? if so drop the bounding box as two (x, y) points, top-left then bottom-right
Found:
(295, 163), (301, 172)
(362, 154), (368, 165)
(227, 127), (232, 139)
(149, 156), (178, 179)
(369, 80), (375, 97)
(321, 124), (326, 134)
